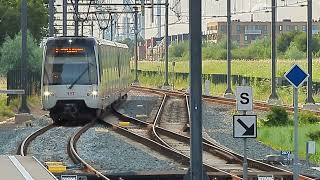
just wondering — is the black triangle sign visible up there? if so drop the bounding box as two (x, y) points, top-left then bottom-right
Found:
(237, 119), (254, 136)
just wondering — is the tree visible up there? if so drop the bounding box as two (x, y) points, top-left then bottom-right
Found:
(293, 32), (307, 52)
(277, 31), (298, 53)
(0, 32), (42, 74)
(0, 0), (48, 46)
(285, 42), (305, 60)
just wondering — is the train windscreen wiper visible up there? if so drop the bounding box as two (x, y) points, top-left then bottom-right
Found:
(68, 63), (93, 89)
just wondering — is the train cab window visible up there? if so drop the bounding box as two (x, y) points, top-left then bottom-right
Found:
(44, 38), (98, 86)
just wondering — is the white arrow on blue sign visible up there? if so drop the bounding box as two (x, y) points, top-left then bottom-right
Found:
(284, 64), (309, 88)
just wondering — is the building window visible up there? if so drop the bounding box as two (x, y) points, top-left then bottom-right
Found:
(313, 25), (318, 30)
(244, 35), (248, 41)
(286, 25), (290, 31)
(237, 25), (241, 32)
(263, 25), (267, 31)
(279, 25), (282, 31)
(302, 25), (306, 31)
(221, 25), (225, 32)
(294, 26), (298, 31)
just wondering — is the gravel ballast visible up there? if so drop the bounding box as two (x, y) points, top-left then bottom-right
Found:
(0, 116), (51, 155)
(77, 125), (184, 174)
(202, 102), (320, 178)
(27, 125), (80, 165)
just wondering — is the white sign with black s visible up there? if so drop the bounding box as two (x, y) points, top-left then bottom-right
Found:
(236, 86), (253, 111)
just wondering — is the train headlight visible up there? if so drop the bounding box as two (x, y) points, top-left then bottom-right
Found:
(43, 91), (54, 97)
(87, 90), (98, 97)
(91, 90), (98, 96)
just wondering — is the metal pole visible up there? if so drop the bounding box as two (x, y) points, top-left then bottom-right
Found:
(225, 0), (233, 95)
(49, 0), (54, 37)
(81, 20), (84, 36)
(243, 138), (248, 180)
(63, 0), (67, 36)
(19, 0), (30, 113)
(164, 0), (169, 86)
(157, 0), (161, 38)
(134, 8), (139, 83)
(91, 15), (94, 36)
(188, 0), (203, 179)
(306, 0), (314, 103)
(74, 0), (79, 36)
(269, 0), (279, 101)
(293, 87), (299, 180)
(110, 15), (113, 41)
(243, 111), (248, 180)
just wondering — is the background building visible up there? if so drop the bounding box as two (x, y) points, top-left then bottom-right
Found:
(207, 19), (320, 47)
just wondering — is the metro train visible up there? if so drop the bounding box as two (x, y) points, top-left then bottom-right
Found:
(41, 37), (131, 122)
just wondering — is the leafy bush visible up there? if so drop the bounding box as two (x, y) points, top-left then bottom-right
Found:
(308, 131), (320, 141)
(285, 42), (305, 60)
(299, 111), (320, 124)
(0, 31), (42, 74)
(169, 41), (189, 58)
(264, 106), (289, 126)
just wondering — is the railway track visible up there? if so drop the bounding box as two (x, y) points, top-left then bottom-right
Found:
(120, 86), (315, 179)
(18, 123), (57, 156)
(18, 120), (111, 180)
(131, 85), (320, 115)
(68, 120), (110, 180)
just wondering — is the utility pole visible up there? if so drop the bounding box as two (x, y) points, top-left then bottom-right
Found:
(224, 0), (233, 96)
(306, 0), (314, 104)
(49, 0), (54, 37)
(63, 0), (67, 36)
(133, 7), (139, 84)
(184, 0), (207, 179)
(110, 15), (113, 41)
(19, 0), (30, 113)
(91, 15), (94, 36)
(163, 0), (169, 87)
(157, 0), (161, 38)
(74, 0), (79, 36)
(268, 0), (279, 103)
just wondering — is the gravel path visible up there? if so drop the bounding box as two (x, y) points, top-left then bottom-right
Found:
(77, 125), (184, 174)
(27, 125), (80, 166)
(0, 116), (51, 155)
(202, 102), (320, 178)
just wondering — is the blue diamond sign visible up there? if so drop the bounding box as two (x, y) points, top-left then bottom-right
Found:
(284, 64), (309, 88)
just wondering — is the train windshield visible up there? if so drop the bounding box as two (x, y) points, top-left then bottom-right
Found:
(43, 38), (97, 86)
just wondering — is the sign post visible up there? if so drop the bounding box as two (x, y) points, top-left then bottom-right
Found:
(234, 86), (256, 180)
(284, 64), (309, 180)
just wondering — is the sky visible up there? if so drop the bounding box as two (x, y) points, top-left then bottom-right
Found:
(54, 0), (320, 39)
(145, 0), (320, 38)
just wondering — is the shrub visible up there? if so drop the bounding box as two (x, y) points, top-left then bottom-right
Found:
(299, 111), (320, 124)
(169, 41), (189, 58)
(0, 31), (42, 74)
(285, 42), (305, 60)
(308, 131), (320, 141)
(264, 106), (289, 126)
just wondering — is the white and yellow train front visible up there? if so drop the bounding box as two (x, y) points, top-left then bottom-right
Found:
(41, 37), (102, 121)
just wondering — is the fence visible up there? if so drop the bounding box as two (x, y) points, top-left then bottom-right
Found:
(6, 69), (41, 105)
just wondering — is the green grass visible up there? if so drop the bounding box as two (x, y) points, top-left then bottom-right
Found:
(136, 72), (320, 105)
(0, 95), (41, 121)
(257, 124), (320, 163)
(134, 59), (320, 80)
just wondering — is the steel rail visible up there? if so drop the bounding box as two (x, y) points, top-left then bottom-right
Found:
(68, 120), (110, 180)
(18, 123), (56, 156)
(131, 86), (320, 115)
(131, 86), (314, 179)
(111, 95), (243, 179)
